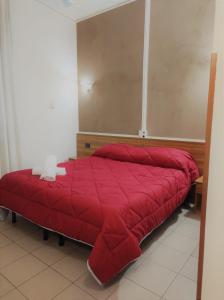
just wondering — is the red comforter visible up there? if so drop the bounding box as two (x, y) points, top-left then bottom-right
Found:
(0, 144), (199, 284)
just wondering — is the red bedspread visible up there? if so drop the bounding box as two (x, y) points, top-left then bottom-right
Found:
(0, 144), (199, 284)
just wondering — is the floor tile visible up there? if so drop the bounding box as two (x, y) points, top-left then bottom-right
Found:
(1, 254), (47, 286)
(54, 284), (95, 300)
(0, 233), (12, 248)
(0, 274), (14, 297)
(3, 224), (39, 240)
(18, 268), (70, 300)
(32, 239), (73, 265)
(0, 243), (27, 268)
(123, 255), (146, 277)
(180, 256), (198, 282)
(178, 208), (200, 222)
(0, 219), (12, 232)
(126, 259), (176, 296)
(192, 246), (199, 259)
(0, 209), (200, 300)
(15, 230), (44, 252)
(141, 239), (161, 258)
(175, 221), (200, 240)
(16, 216), (40, 232)
(75, 273), (122, 300)
(150, 218), (182, 245)
(52, 254), (86, 282)
(148, 243), (189, 272)
(183, 215), (201, 226)
(107, 278), (160, 300)
(162, 232), (197, 255)
(164, 274), (197, 300)
(0, 289), (27, 300)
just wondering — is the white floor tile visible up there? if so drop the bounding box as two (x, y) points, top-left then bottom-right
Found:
(141, 239), (161, 258)
(164, 274), (196, 300)
(192, 246), (199, 259)
(180, 256), (198, 282)
(75, 273), (124, 300)
(148, 243), (189, 272)
(0, 208), (200, 300)
(175, 222), (200, 240)
(162, 231), (197, 255)
(123, 254), (146, 277)
(126, 259), (176, 296)
(108, 279), (160, 300)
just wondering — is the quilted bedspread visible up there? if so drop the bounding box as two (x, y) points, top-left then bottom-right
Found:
(0, 144), (199, 284)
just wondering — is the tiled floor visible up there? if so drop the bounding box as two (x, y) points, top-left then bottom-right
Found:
(0, 207), (200, 300)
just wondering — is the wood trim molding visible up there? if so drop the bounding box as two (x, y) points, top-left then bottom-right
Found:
(77, 133), (205, 175)
(197, 53), (218, 300)
(78, 131), (205, 143)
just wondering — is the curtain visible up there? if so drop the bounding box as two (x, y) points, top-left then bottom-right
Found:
(0, 0), (19, 177)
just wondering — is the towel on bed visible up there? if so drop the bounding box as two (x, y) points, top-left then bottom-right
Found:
(32, 155), (66, 181)
(32, 166), (66, 177)
(40, 155), (57, 181)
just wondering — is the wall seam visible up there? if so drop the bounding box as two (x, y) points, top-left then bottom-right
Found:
(141, 0), (151, 136)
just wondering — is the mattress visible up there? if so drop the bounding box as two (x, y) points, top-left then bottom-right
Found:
(0, 144), (199, 284)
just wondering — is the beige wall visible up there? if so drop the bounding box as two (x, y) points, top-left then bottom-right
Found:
(8, 0), (77, 169)
(77, 0), (145, 135)
(202, 0), (224, 298)
(147, 0), (215, 140)
(77, 0), (215, 140)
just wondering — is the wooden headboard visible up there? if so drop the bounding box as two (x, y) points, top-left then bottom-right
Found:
(77, 133), (205, 175)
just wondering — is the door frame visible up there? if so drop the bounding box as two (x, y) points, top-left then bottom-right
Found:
(196, 53), (217, 300)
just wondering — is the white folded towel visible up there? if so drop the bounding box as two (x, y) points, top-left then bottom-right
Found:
(32, 155), (67, 181)
(40, 155), (57, 181)
(56, 167), (66, 176)
(32, 166), (66, 176)
(32, 167), (42, 176)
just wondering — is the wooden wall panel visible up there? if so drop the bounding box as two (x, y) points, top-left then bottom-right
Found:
(77, 133), (205, 175)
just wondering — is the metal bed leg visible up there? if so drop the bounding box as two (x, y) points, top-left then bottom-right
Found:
(58, 234), (65, 246)
(43, 229), (49, 241)
(11, 212), (17, 224)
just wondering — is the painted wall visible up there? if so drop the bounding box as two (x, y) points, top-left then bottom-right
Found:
(202, 0), (224, 298)
(147, 0), (215, 140)
(9, 0), (77, 169)
(77, 0), (215, 140)
(77, 0), (145, 135)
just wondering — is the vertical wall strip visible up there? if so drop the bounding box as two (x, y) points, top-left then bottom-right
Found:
(140, 0), (151, 137)
(74, 23), (79, 156)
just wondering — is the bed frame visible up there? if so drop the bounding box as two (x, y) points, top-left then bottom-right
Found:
(77, 133), (205, 175)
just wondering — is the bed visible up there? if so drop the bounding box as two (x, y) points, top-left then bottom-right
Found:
(0, 144), (199, 284)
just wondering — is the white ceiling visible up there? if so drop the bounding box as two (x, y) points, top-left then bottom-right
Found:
(36, 0), (135, 22)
